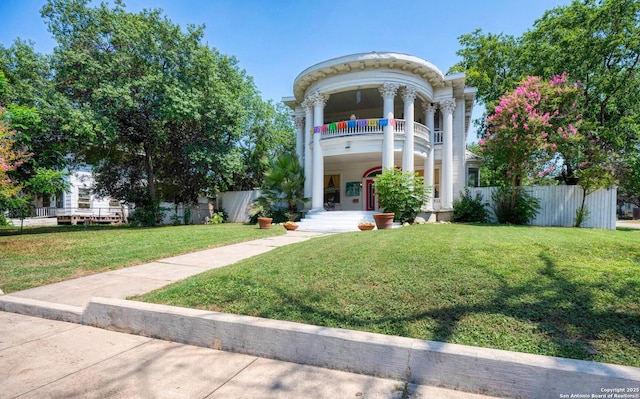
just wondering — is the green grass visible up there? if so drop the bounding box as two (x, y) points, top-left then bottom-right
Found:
(0, 223), (284, 293)
(134, 224), (640, 367)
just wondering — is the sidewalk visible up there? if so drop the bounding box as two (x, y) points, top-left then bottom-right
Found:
(0, 231), (498, 399)
(3, 311), (499, 399)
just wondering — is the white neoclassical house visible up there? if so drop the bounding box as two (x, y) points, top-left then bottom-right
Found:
(283, 52), (479, 219)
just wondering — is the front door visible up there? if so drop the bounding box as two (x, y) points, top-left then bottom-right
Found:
(365, 179), (377, 211)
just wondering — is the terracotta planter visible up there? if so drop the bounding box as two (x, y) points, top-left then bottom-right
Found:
(373, 213), (395, 230)
(358, 224), (375, 231)
(283, 224), (299, 231)
(257, 217), (273, 229)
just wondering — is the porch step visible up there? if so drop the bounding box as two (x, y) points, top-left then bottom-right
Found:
(297, 211), (379, 233)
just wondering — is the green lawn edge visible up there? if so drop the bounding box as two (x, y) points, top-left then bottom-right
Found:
(0, 223), (284, 293)
(134, 224), (640, 368)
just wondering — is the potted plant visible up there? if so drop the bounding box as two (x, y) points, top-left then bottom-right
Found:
(357, 220), (375, 231)
(249, 197), (276, 229)
(258, 216), (273, 229)
(283, 220), (299, 231)
(372, 168), (430, 229)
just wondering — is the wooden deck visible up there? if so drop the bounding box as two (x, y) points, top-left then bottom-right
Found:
(57, 214), (123, 225)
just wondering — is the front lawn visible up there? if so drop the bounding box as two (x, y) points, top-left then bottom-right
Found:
(0, 223), (284, 293)
(134, 224), (640, 367)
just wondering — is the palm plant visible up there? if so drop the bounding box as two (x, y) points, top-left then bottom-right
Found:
(250, 152), (308, 223)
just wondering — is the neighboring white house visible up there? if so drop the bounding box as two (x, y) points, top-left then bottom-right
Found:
(23, 168), (211, 226)
(26, 169), (126, 225)
(282, 52), (480, 218)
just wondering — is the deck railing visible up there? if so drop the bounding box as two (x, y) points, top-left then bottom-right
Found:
(433, 129), (443, 144)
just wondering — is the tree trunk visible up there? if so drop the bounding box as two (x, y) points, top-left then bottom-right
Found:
(143, 142), (160, 224)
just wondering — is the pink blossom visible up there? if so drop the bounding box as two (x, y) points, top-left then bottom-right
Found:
(579, 161), (588, 168)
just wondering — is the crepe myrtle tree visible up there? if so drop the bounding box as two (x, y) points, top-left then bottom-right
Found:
(0, 108), (32, 200)
(480, 73), (615, 226)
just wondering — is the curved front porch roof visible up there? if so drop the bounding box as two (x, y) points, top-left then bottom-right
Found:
(293, 52), (446, 101)
(285, 51), (477, 134)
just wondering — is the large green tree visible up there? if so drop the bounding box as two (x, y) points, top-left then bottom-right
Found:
(229, 100), (295, 191)
(453, 0), (640, 195)
(0, 51), (70, 211)
(40, 0), (266, 221)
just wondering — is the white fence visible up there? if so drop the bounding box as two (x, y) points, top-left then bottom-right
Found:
(469, 186), (617, 230)
(160, 200), (212, 225)
(216, 190), (262, 223)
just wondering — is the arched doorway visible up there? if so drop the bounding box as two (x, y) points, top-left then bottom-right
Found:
(362, 167), (382, 211)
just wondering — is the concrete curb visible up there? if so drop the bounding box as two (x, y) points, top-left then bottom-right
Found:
(80, 297), (640, 399)
(0, 295), (84, 323)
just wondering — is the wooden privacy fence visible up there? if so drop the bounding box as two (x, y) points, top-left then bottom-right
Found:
(469, 186), (617, 230)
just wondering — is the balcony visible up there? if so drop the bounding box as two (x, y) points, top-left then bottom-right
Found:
(318, 118), (443, 144)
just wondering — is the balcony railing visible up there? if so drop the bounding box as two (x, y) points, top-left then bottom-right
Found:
(433, 129), (442, 144)
(319, 118), (435, 143)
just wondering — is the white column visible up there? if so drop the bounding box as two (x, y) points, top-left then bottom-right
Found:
(440, 99), (456, 209)
(379, 83), (399, 170)
(294, 109), (304, 168)
(402, 85), (417, 172)
(301, 98), (314, 202)
(423, 102), (437, 209)
(310, 92), (328, 211)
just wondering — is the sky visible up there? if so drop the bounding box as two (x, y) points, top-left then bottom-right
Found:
(0, 0), (572, 139)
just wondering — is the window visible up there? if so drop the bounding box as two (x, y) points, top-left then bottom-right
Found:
(467, 168), (479, 187)
(109, 199), (121, 207)
(78, 188), (91, 209)
(434, 168), (440, 198)
(55, 192), (64, 209)
(324, 174), (340, 206)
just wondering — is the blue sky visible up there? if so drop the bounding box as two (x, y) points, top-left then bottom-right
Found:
(1, 0), (572, 140)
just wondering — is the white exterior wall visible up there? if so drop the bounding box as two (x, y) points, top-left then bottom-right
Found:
(452, 98), (467, 202)
(326, 160), (381, 211)
(58, 171), (120, 216)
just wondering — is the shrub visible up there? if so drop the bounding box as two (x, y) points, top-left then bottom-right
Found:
(207, 209), (229, 224)
(0, 213), (11, 226)
(491, 186), (540, 225)
(129, 199), (165, 227)
(373, 168), (430, 223)
(453, 187), (489, 223)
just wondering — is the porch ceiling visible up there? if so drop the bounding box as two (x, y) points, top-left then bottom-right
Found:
(324, 88), (381, 116)
(324, 152), (425, 169)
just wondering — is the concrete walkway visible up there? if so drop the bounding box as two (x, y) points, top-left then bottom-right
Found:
(0, 231), (499, 399)
(5, 231), (324, 309)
